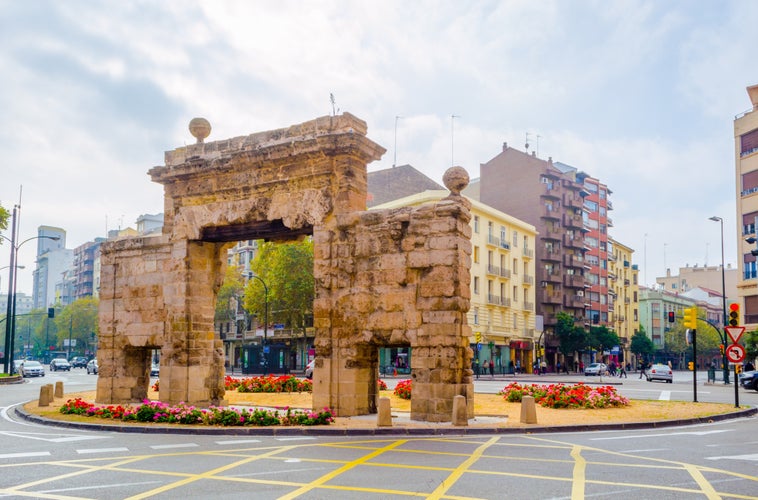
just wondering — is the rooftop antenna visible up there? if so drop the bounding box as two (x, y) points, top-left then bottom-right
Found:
(525, 132), (531, 152)
(393, 115), (402, 167)
(451, 114), (460, 166)
(329, 93), (337, 116)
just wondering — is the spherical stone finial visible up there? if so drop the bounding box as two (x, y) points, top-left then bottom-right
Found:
(189, 117), (211, 144)
(443, 166), (470, 195)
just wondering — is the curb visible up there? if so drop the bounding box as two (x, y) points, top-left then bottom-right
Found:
(14, 405), (757, 437)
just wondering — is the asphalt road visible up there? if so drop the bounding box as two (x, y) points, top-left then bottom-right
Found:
(1, 369), (756, 499)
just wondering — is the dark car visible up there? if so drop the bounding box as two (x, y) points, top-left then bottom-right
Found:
(739, 370), (758, 392)
(70, 356), (88, 368)
(49, 358), (72, 371)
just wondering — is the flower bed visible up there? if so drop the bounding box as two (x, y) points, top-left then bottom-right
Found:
(59, 398), (335, 426)
(499, 382), (629, 409)
(225, 375), (313, 393)
(394, 379), (412, 400)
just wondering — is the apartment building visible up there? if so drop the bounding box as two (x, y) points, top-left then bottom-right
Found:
(475, 144), (590, 333)
(373, 190), (538, 374)
(735, 83), (758, 327)
(608, 238), (640, 360)
(32, 226), (72, 309)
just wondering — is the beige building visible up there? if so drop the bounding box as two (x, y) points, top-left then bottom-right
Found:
(374, 190), (538, 374)
(735, 83), (758, 327)
(608, 238), (640, 359)
(657, 264), (737, 326)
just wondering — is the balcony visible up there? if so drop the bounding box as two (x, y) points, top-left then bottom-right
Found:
(487, 294), (501, 305)
(562, 213), (583, 228)
(523, 248), (534, 259)
(523, 275), (534, 285)
(543, 226), (563, 240)
(543, 270), (562, 283)
(623, 260), (630, 267)
(563, 254), (583, 267)
(624, 279), (630, 286)
(541, 207), (560, 220)
(500, 297), (511, 307)
(624, 297), (631, 304)
(563, 194), (583, 209)
(540, 291), (562, 304)
(607, 217), (613, 227)
(523, 301), (534, 311)
(563, 294), (585, 309)
(563, 234), (583, 248)
(487, 234), (500, 247)
(563, 274), (585, 288)
(486, 264), (500, 276)
(500, 240), (510, 250)
(499, 268), (511, 278)
(543, 248), (561, 261)
(542, 183), (560, 199)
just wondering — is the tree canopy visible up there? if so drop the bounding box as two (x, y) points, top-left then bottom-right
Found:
(553, 311), (586, 357)
(630, 327), (655, 359)
(53, 297), (99, 357)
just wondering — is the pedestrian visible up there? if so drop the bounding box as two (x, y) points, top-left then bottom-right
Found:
(639, 360), (647, 379)
(574, 360), (579, 373)
(489, 359), (494, 377)
(557, 361), (561, 374)
(482, 359), (489, 377)
(515, 360), (521, 375)
(618, 363), (627, 378)
(474, 358), (480, 379)
(540, 359), (547, 374)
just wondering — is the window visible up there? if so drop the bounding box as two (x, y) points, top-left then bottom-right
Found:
(512, 231), (518, 247)
(599, 189), (606, 199)
(584, 181), (598, 193)
(500, 282), (506, 300)
(473, 246), (479, 263)
(513, 286), (518, 302)
(500, 226), (506, 242)
(741, 170), (758, 196)
(473, 215), (479, 233)
(488, 221), (493, 237)
(488, 250), (494, 266)
(487, 279), (493, 296)
(600, 295), (607, 305)
(523, 235), (528, 249)
(584, 200), (598, 211)
(741, 128), (758, 156)
(599, 206), (606, 216)
(473, 276), (480, 294)
(512, 258), (518, 274)
(473, 307), (479, 325)
(586, 237), (598, 248)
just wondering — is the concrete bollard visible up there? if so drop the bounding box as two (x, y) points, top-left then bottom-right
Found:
(452, 395), (468, 426)
(54, 381), (64, 399)
(520, 395), (538, 424)
(377, 396), (392, 427)
(38, 384), (52, 406)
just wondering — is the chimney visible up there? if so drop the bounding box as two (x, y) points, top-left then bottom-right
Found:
(502, 142), (508, 152)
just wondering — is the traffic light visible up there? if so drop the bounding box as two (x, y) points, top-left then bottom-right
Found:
(48, 307), (55, 318)
(728, 303), (740, 327)
(682, 307), (698, 329)
(688, 361), (694, 371)
(667, 311), (675, 323)
(719, 344), (725, 355)
(475, 332), (482, 343)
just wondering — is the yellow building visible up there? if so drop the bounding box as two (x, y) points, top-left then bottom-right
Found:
(374, 190), (538, 374)
(736, 84), (758, 328)
(609, 238), (640, 362)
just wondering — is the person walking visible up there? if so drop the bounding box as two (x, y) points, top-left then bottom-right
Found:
(639, 360), (647, 379)
(618, 363), (627, 378)
(489, 359), (494, 377)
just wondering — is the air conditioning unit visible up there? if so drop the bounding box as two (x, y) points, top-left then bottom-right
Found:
(577, 290), (584, 297)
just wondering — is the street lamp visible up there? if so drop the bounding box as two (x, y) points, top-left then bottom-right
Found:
(708, 216), (730, 385)
(247, 272), (268, 374)
(2, 205), (60, 374)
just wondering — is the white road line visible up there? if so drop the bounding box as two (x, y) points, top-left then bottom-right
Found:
(619, 448), (669, 453)
(0, 431), (110, 443)
(658, 390), (671, 400)
(706, 454), (758, 461)
(215, 439), (262, 445)
(275, 437), (316, 441)
(76, 447), (130, 454)
(39, 481), (163, 494)
(591, 429), (731, 441)
(150, 443), (199, 449)
(0, 451), (51, 459)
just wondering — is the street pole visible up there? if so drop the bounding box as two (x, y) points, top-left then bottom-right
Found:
(67, 314), (73, 360)
(248, 273), (268, 374)
(708, 216), (730, 386)
(2, 206), (18, 374)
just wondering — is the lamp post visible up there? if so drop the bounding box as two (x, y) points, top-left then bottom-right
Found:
(708, 216), (730, 387)
(247, 272), (268, 374)
(2, 205), (60, 374)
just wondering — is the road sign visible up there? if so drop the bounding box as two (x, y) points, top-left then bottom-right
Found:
(725, 326), (745, 344)
(726, 343), (745, 363)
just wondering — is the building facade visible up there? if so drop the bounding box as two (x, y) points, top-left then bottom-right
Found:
(735, 83), (758, 327)
(32, 226), (71, 309)
(608, 238), (640, 361)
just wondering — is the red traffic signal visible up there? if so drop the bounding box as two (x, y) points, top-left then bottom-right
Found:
(728, 303), (740, 327)
(667, 311), (675, 323)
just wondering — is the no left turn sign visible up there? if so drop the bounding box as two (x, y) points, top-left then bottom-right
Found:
(726, 343), (745, 363)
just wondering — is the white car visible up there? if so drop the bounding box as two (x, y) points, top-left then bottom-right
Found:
(647, 364), (673, 383)
(305, 359), (315, 378)
(21, 360), (45, 377)
(584, 363), (608, 376)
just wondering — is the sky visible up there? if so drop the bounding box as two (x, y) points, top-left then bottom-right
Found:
(1, 0), (757, 295)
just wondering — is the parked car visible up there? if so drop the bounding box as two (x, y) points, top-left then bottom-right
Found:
(21, 360), (45, 377)
(150, 363), (160, 377)
(739, 370), (758, 391)
(70, 356), (88, 368)
(647, 363), (673, 383)
(86, 359), (98, 375)
(584, 363), (607, 376)
(305, 359), (315, 378)
(49, 358), (71, 371)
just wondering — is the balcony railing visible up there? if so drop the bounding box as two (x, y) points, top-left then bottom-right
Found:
(501, 297), (511, 307)
(540, 291), (562, 304)
(543, 249), (561, 261)
(523, 248), (534, 259)
(500, 240), (510, 250)
(500, 268), (511, 278)
(563, 254), (583, 267)
(487, 264), (500, 276)
(563, 274), (585, 288)
(487, 294), (500, 305)
(523, 275), (534, 285)
(523, 301), (534, 311)
(487, 234), (500, 246)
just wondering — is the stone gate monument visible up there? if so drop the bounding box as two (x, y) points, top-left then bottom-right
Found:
(97, 113), (474, 422)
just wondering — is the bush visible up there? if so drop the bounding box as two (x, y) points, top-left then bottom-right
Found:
(378, 379), (388, 391)
(225, 375), (313, 393)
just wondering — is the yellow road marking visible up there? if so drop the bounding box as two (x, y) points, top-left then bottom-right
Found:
(570, 445), (586, 499)
(683, 463), (723, 499)
(426, 436), (500, 500)
(277, 438), (407, 499)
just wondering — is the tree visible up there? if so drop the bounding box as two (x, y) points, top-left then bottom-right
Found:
(244, 239), (314, 332)
(586, 325), (620, 355)
(743, 328), (758, 365)
(0, 203), (9, 234)
(215, 265), (244, 323)
(54, 298), (99, 357)
(553, 311), (586, 359)
(630, 327), (655, 361)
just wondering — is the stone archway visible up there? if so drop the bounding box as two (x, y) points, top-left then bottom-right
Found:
(97, 113), (474, 422)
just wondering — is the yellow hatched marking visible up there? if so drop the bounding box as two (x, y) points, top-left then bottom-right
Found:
(569, 445), (586, 500)
(278, 438), (407, 499)
(683, 463), (723, 500)
(426, 436), (500, 500)
(123, 445), (296, 500)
